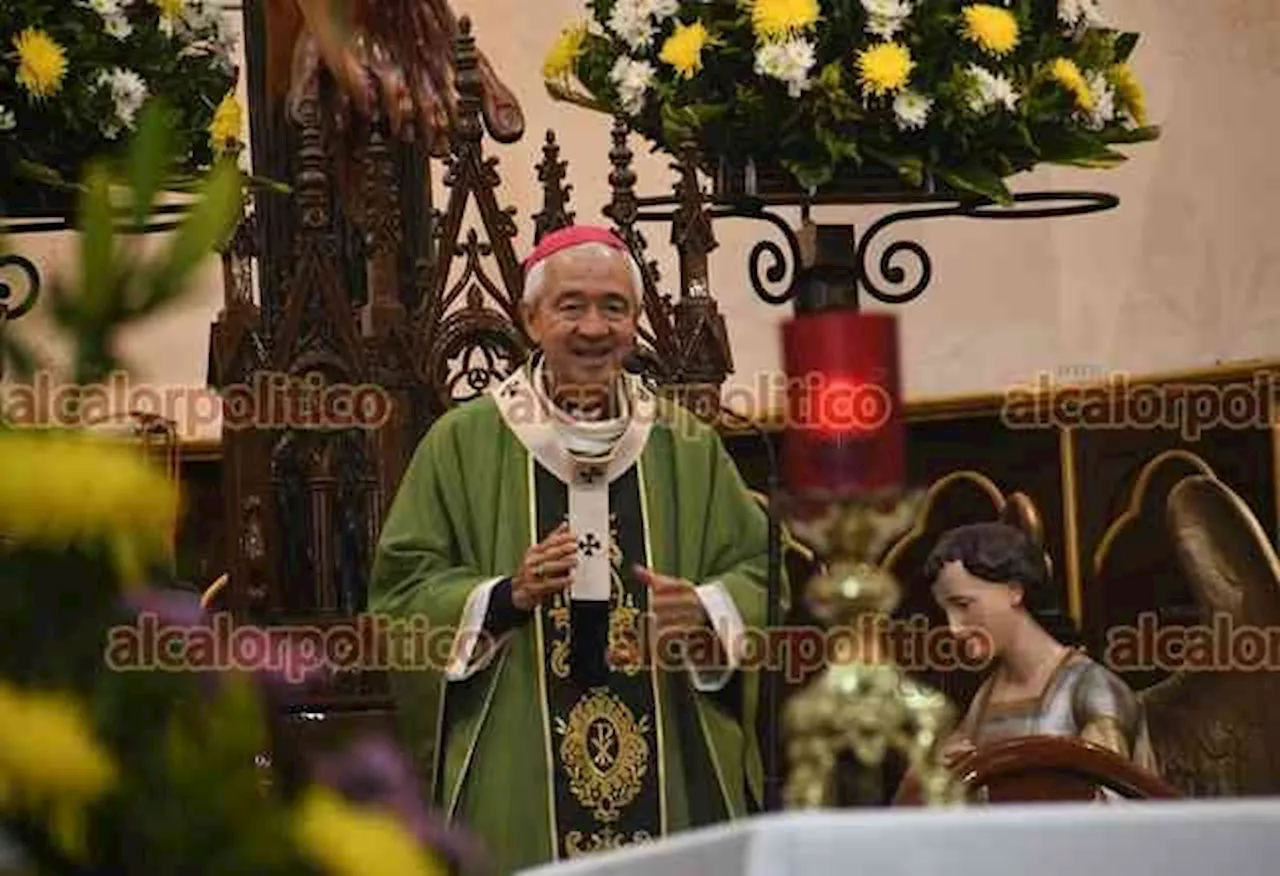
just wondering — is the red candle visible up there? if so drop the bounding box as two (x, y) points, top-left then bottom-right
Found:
(780, 311), (905, 501)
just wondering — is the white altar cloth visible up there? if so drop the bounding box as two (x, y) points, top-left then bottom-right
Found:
(518, 799), (1280, 876)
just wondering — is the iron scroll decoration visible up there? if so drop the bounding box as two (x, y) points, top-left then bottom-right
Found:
(0, 254), (40, 380)
(632, 188), (1119, 310)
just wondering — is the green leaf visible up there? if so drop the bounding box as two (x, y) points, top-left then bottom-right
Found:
(863, 146), (924, 188)
(937, 163), (1014, 205)
(1050, 148), (1128, 170)
(142, 158), (243, 312)
(781, 157), (834, 191)
(76, 162), (116, 328)
(0, 330), (41, 384)
(815, 124), (860, 165)
(127, 102), (177, 230)
(1104, 124), (1161, 144)
(1114, 32), (1140, 62)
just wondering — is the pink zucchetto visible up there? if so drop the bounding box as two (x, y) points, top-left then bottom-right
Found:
(522, 225), (629, 271)
(521, 224), (644, 305)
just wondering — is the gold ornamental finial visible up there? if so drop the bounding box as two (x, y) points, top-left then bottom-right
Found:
(781, 492), (966, 808)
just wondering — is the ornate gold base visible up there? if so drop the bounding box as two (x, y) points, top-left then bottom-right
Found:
(781, 491), (966, 808)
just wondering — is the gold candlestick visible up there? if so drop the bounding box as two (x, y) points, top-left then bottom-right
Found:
(782, 492), (965, 808)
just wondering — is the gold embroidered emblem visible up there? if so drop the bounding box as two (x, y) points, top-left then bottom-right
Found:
(549, 598), (570, 679)
(607, 585), (644, 675)
(555, 689), (650, 822)
(564, 827), (654, 858)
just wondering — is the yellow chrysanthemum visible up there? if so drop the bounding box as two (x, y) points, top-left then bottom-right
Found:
(13, 28), (68, 99)
(293, 787), (447, 876)
(152, 0), (185, 20)
(209, 91), (243, 154)
(0, 683), (118, 807)
(960, 4), (1020, 57)
(1048, 57), (1094, 111)
(542, 20), (587, 82)
(0, 429), (180, 587)
(856, 42), (915, 97)
(1110, 63), (1149, 126)
(751, 0), (821, 41)
(659, 21), (714, 80)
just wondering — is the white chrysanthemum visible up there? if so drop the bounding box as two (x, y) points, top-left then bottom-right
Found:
(966, 63), (1019, 113)
(0, 105), (16, 133)
(754, 38), (817, 98)
(893, 89), (933, 130)
(97, 68), (149, 138)
(610, 56), (655, 115)
(85, 0), (123, 17)
(104, 14), (133, 40)
(1059, 0), (1106, 29)
(861, 0), (913, 39)
(643, 0), (680, 22)
(609, 0), (656, 51)
(1083, 70), (1116, 130)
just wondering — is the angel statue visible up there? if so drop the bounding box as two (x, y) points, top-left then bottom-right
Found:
(924, 521), (1159, 774)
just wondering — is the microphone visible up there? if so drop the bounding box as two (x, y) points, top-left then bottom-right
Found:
(622, 348), (786, 813)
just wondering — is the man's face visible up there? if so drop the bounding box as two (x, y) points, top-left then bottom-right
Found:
(524, 247), (639, 399)
(931, 560), (1020, 666)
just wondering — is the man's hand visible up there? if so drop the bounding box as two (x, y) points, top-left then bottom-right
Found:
(633, 566), (708, 636)
(512, 523), (578, 611)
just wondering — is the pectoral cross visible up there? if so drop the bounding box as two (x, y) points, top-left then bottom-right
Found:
(579, 533), (602, 557)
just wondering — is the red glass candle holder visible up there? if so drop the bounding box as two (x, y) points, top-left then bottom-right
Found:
(780, 310), (905, 503)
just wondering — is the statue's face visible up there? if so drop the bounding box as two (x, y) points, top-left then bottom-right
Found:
(931, 560), (1022, 666)
(524, 247), (638, 402)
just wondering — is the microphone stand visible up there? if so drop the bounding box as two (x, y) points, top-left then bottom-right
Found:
(623, 357), (787, 813)
(751, 416), (785, 814)
(721, 408), (784, 813)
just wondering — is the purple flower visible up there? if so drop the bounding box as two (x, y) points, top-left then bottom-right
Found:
(120, 587), (207, 628)
(310, 734), (490, 875)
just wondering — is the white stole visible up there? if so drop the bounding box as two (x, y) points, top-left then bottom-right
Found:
(491, 361), (656, 602)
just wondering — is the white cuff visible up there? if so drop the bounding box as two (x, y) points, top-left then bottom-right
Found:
(444, 576), (508, 682)
(685, 581), (746, 692)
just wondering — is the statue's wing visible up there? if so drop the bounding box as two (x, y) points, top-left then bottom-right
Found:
(1166, 475), (1280, 619)
(1140, 474), (1280, 795)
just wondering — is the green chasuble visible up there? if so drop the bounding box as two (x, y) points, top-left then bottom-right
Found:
(369, 363), (778, 875)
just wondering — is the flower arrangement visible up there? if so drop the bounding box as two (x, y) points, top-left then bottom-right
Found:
(543, 0), (1159, 202)
(0, 110), (480, 876)
(0, 0), (240, 213)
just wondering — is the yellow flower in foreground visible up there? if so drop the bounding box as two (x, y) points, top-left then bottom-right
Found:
(751, 0), (821, 41)
(0, 429), (180, 587)
(961, 4), (1020, 57)
(13, 28), (68, 99)
(0, 683), (118, 806)
(856, 42), (915, 97)
(1110, 63), (1149, 126)
(152, 0), (185, 20)
(209, 91), (243, 154)
(660, 21), (714, 79)
(294, 788), (446, 876)
(1048, 57), (1094, 111)
(542, 20), (587, 82)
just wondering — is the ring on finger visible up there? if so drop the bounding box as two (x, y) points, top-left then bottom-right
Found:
(536, 562), (546, 579)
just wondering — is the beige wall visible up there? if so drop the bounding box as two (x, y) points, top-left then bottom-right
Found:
(4, 0), (1279, 441)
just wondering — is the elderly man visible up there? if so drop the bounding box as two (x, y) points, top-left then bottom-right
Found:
(369, 225), (772, 875)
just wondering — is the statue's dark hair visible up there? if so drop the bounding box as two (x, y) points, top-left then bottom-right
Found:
(922, 522), (1082, 647)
